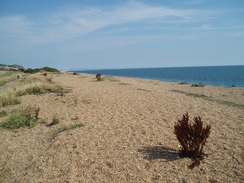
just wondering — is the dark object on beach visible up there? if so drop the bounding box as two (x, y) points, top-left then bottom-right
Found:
(34, 107), (40, 119)
(174, 112), (211, 168)
(96, 73), (102, 81)
(43, 73), (47, 76)
(191, 83), (205, 87)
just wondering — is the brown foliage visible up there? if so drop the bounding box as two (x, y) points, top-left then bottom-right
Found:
(174, 112), (211, 161)
(96, 74), (101, 81)
(34, 107), (40, 119)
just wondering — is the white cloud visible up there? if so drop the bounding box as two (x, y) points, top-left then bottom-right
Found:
(0, 0), (225, 52)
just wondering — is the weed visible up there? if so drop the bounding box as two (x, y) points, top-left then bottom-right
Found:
(0, 111), (7, 117)
(191, 83), (205, 87)
(174, 113), (211, 167)
(170, 90), (244, 108)
(137, 88), (152, 92)
(52, 123), (85, 138)
(119, 83), (130, 85)
(58, 123), (84, 132)
(56, 88), (72, 96)
(47, 116), (60, 126)
(96, 74), (102, 81)
(179, 81), (188, 85)
(0, 107), (39, 129)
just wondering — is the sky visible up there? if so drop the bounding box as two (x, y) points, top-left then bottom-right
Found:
(0, 0), (244, 70)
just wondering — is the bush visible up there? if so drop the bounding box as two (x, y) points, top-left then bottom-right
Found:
(179, 81), (188, 85)
(96, 73), (102, 81)
(24, 68), (40, 74)
(24, 67), (59, 74)
(174, 112), (211, 160)
(0, 107), (40, 129)
(191, 83), (205, 87)
(41, 67), (59, 73)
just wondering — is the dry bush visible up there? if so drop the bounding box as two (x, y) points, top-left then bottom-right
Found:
(96, 74), (102, 81)
(174, 112), (211, 160)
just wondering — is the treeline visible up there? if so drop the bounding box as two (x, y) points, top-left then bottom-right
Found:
(0, 64), (60, 73)
(24, 67), (60, 73)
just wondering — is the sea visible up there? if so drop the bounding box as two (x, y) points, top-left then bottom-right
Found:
(74, 65), (244, 88)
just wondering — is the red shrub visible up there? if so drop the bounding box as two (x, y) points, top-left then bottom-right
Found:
(96, 74), (101, 81)
(174, 112), (211, 160)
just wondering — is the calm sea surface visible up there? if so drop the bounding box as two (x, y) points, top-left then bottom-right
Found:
(75, 66), (244, 87)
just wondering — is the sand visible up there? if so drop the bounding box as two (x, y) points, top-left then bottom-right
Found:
(0, 73), (243, 183)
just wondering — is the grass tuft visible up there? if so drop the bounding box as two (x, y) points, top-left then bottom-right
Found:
(179, 81), (188, 85)
(0, 111), (7, 117)
(119, 83), (130, 85)
(0, 107), (39, 129)
(52, 123), (85, 138)
(170, 89), (244, 108)
(137, 88), (152, 92)
(46, 116), (60, 127)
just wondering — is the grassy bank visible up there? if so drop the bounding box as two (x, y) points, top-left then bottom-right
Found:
(0, 72), (63, 107)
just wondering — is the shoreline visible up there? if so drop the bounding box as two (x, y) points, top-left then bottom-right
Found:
(72, 71), (244, 88)
(72, 65), (244, 88)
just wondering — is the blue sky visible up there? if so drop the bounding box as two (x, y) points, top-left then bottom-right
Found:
(0, 0), (244, 70)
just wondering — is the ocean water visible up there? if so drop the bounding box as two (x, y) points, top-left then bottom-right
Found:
(75, 65), (244, 87)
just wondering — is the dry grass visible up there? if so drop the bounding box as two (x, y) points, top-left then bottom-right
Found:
(0, 71), (22, 87)
(0, 73), (62, 107)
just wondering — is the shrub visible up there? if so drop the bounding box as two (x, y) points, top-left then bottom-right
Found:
(24, 67), (59, 74)
(41, 67), (59, 73)
(0, 107), (40, 129)
(96, 73), (102, 81)
(191, 83), (205, 87)
(174, 112), (211, 160)
(179, 81), (188, 85)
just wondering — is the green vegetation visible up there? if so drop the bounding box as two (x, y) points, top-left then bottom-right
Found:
(24, 67), (59, 74)
(58, 123), (85, 132)
(73, 72), (79, 75)
(191, 83), (205, 87)
(46, 116), (60, 126)
(137, 88), (152, 92)
(0, 73), (63, 107)
(52, 123), (85, 138)
(179, 81), (189, 85)
(0, 111), (7, 117)
(171, 89), (244, 108)
(119, 82), (130, 85)
(0, 107), (39, 129)
(0, 71), (22, 87)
